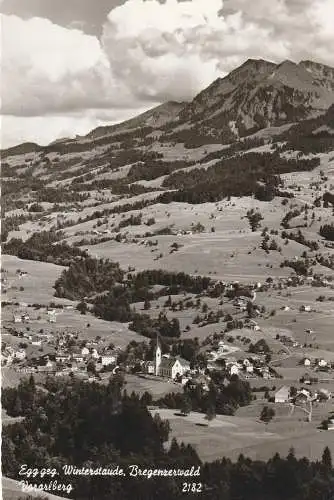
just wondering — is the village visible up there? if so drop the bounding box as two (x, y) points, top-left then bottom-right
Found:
(2, 262), (334, 440)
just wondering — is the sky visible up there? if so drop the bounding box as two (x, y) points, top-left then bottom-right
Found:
(1, 0), (334, 148)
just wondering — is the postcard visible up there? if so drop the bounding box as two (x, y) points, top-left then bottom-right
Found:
(1, 1), (334, 499)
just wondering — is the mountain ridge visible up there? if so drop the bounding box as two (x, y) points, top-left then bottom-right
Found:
(2, 57), (334, 154)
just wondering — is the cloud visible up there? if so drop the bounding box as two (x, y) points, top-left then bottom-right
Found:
(102, 0), (287, 103)
(101, 0), (334, 105)
(2, 0), (334, 147)
(0, 11), (156, 147)
(1, 13), (141, 117)
(223, 0), (334, 65)
(1, 107), (151, 148)
(0, 0), (123, 35)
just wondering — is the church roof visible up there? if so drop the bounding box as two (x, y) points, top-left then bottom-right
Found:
(159, 356), (190, 370)
(160, 357), (177, 369)
(176, 356), (190, 367)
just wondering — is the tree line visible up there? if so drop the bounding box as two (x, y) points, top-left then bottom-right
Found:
(2, 376), (334, 500)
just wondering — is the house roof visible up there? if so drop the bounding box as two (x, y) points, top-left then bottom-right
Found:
(143, 360), (155, 367)
(275, 385), (290, 397)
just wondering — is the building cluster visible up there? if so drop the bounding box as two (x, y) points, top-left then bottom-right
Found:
(143, 337), (190, 381)
(302, 357), (333, 371)
(2, 327), (119, 381)
(274, 385), (331, 404)
(13, 309), (57, 324)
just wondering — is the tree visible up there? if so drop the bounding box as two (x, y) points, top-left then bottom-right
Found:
(143, 298), (151, 310)
(77, 301), (88, 315)
(180, 396), (192, 416)
(247, 210), (263, 232)
(322, 446), (332, 471)
(247, 301), (256, 318)
(290, 386), (298, 398)
(265, 353), (272, 364)
(205, 405), (216, 423)
(12, 395), (22, 417)
(87, 360), (96, 375)
(260, 406), (275, 425)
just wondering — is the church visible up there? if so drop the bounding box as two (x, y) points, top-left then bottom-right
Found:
(147, 336), (190, 380)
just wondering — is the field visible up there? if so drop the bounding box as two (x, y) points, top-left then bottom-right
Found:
(2, 102), (334, 486)
(150, 403), (334, 462)
(124, 374), (183, 398)
(2, 255), (67, 305)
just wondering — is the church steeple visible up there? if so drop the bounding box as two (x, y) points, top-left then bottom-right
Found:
(155, 334), (162, 376)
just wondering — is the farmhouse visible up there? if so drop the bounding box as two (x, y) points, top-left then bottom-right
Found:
(47, 310), (57, 323)
(31, 337), (42, 347)
(90, 348), (100, 360)
(101, 354), (116, 366)
(81, 347), (90, 357)
(72, 353), (84, 363)
(13, 314), (22, 324)
(228, 363), (240, 376)
(294, 389), (312, 404)
(317, 388), (331, 401)
(328, 419), (334, 430)
(14, 349), (27, 361)
(56, 353), (71, 363)
(22, 313), (30, 323)
(143, 361), (155, 375)
(275, 385), (290, 403)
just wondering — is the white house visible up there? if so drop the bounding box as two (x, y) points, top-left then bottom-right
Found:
(45, 359), (54, 369)
(56, 353), (71, 363)
(15, 350), (27, 361)
(90, 348), (99, 360)
(81, 347), (90, 357)
(101, 354), (116, 366)
(275, 386), (290, 403)
(31, 339), (42, 347)
(47, 310), (57, 323)
(304, 358), (311, 367)
(13, 314), (22, 323)
(319, 359), (328, 368)
(143, 361), (155, 375)
(72, 354), (84, 363)
(229, 363), (240, 376)
(22, 313), (30, 323)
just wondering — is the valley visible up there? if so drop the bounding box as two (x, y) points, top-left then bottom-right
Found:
(1, 57), (334, 500)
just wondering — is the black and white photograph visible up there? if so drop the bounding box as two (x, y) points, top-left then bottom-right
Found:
(1, 0), (334, 499)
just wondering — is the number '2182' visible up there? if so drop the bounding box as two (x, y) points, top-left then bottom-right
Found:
(182, 483), (202, 493)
